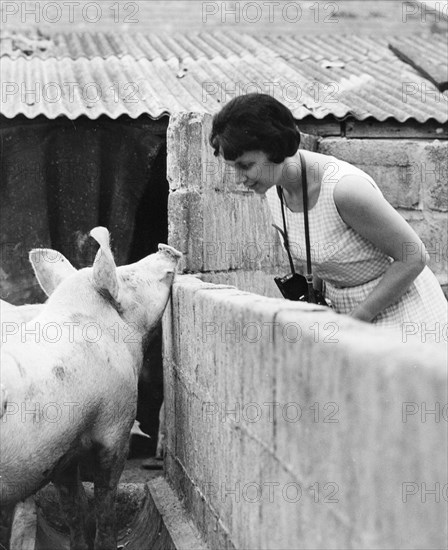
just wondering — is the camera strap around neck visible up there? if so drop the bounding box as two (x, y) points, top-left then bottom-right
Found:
(275, 151), (316, 302)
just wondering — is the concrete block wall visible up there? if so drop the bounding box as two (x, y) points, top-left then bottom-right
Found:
(163, 275), (448, 550)
(167, 111), (318, 298)
(318, 139), (448, 289)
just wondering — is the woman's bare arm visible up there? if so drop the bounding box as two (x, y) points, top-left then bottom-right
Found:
(333, 175), (428, 322)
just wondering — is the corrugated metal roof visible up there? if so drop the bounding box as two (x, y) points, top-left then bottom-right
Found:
(388, 34), (448, 91)
(1, 30), (447, 123)
(388, 34), (448, 70)
(0, 29), (402, 61)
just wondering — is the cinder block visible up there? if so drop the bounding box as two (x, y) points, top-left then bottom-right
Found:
(201, 191), (282, 271)
(272, 308), (343, 474)
(257, 453), (299, 550)
(318, 139), (423, 209)
(167, 111), (238, 194)
(400, 211), (448, 283)
(167, 112), (209, 192)
(200, 293), (282, 447)
(231, 439), (265, 550)
(169, 188), (287, 273)
(301, 132), (319, 152)
(168, 190), (204, 272)
(422, 141), (448, 212)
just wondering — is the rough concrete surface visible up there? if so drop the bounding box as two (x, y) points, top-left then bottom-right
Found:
(163, 275), (447, 550)
(318, 138), (448, 212)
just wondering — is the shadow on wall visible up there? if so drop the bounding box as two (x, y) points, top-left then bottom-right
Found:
(130, 142), (169, 457)
(0, 113), (168, 303)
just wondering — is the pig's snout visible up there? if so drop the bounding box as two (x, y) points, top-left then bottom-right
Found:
(158, 244), (182, 260)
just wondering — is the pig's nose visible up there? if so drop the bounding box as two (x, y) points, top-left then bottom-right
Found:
(158, 244), (182, 259)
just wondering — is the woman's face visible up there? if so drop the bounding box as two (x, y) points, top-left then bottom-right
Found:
(223, 150), (283, 194)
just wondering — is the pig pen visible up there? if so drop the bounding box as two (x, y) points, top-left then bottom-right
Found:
(2, 105), (447, 548)
(0, 114), (205, 549)
(159, 112), (448, 549)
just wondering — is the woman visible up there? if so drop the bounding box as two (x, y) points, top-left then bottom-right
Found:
(209, 93), (447, 329)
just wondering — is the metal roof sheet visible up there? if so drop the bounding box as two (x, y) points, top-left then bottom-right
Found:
(388, 34), (448, 91)
(1, 30), (447, 123)
(0, 29), (405, 61)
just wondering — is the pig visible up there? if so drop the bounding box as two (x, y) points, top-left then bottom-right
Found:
(1, 300), (154, 447)
(0, 227), (181, 550)
(0, 300), (45, 325)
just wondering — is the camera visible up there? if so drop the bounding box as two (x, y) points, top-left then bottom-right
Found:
(274, 273), (330, 306)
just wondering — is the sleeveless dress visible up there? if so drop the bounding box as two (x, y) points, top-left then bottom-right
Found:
(265, 156), (448, 329)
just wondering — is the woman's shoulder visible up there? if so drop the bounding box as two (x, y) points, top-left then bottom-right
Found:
(301, 151), (381, 200)
(301, 150), (373, 180)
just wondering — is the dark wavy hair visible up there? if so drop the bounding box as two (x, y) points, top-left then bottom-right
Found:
(209, 93), (301, 163)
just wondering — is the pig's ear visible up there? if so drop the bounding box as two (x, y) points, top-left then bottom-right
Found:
(29, 249), (77, 297)
(90, 227), (119, 302)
